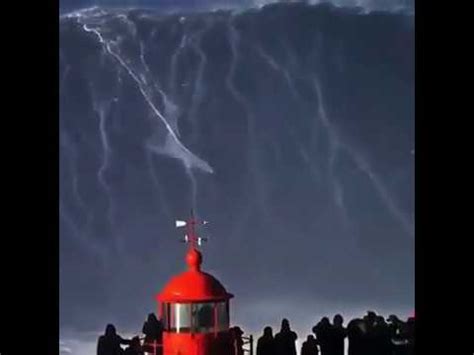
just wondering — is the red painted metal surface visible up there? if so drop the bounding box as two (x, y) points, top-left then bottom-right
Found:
(157, 257), (233, 303)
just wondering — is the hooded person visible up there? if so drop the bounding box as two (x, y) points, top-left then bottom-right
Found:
(274, 319), (298, 355)
(97, 324), (131, 355)
(142, 313), (163, 354)
(257, 326), (276, 355)
(230, 326), (244, 355)
(312, 317), (331, 355)
(331, 314), (347, 355)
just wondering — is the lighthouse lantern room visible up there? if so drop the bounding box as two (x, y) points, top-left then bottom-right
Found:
(156, 213), (234, 355)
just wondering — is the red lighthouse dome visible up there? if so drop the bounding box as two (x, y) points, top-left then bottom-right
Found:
(155, 213), (235, 355)
(158, 248), (233, 303)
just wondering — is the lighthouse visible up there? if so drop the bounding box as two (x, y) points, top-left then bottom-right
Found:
(156, 212), (235, 355)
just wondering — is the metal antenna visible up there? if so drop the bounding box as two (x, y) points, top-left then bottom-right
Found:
(175, 211), (209, 249)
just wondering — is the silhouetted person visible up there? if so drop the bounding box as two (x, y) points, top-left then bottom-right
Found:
(274, 318), (298, 355)
(347, 318), (367, 355)
(364, 311), (377, 327)
(363, 311), (379, 355)
(386, 315), (401, 339)
(301, 335), (319, 355)
(331, 314), (346, 355)
(370, 316), (390, 355)
(142, 313), (163, 354)
(387, 315), (408, 355)
(312, 317), (331, 355)
(405, 317), (415, 355)
(230, 326), (244, 355)
(257, 326), (276, 355)
(124, 337), (143, 355)
(97, 324), (131, 355)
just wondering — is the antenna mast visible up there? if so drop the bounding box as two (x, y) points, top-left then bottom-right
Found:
(175, 210), (208, 249)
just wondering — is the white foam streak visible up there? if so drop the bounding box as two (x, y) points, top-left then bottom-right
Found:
(225, 16), (268, 218)
(187, 20), (211, 144)
(313, 77), (414, 237)
(80, 20), (213, 175)
(169, 32), (188, 97)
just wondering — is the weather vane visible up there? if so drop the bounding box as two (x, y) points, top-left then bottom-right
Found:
(175, 209), (209, 249)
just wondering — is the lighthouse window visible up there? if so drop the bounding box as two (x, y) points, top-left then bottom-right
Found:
(216, 301), (229, 331)
(189, 302), (229, 333)
(162, 302), (229, 333)
(166, 303), (192, 332)
(192, 303), (214, 333)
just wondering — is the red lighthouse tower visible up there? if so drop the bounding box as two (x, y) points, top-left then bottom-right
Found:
(156, 212), (234, 355)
